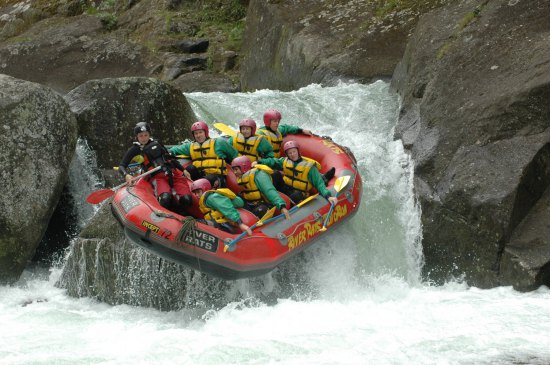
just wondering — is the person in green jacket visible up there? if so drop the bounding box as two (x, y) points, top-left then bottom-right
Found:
(231, 156), (291, 220)
(170, 121), (238, 189)
(256, 109), (313, 158)
(190, 178), (252, 235)
(255, 140), (337, 205)
(227, 118), (276, 165)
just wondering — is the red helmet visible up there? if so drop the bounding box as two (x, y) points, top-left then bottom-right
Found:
(263, 109), (281, 127)
(191, 121), (209, 138)
(191, 178), (211, 192)
(231, 156), (252, 174)
(239, 118), (257, 135)
(283, 140), (300, 153)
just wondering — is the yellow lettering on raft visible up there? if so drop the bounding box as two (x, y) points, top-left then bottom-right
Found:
(321, 139), (344, 154)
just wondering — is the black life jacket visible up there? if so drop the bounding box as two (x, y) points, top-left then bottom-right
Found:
(140, 139), (168, 171)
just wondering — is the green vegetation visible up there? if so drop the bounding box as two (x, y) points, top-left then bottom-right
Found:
(83, 0), (118, 31)
(436, 42), (451, 60)
(436, 4), (485, 60)
(372, 0), (447, 20)
(374, 0), (401, 18)
(458, 5), (483, 30)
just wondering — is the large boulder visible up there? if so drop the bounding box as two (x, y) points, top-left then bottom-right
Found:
(0, 74), (77, 284)
(240, 0), (445, 91)
(65, 77), (197, 172)
(391, 0), (550, 289)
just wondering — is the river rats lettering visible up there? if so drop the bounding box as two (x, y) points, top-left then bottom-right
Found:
(181, 230), (218, 253)
(321, 139), (343, 154)
(287, 204), (348, 251)
(288, 221), (321, 250)
(326, 204), (348, 228)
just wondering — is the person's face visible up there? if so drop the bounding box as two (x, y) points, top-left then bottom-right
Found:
(192, 189), (203, 199)
(193, 129), (206, 143)
(137, 131), (150, 145)
(231, 166), (243, 178)
(240, 126), (253, 138)
(286, 148), (300, 161)
(269, 118), (280, 130)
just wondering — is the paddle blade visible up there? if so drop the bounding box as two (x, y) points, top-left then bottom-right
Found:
(213, 122), (237, 137)
(296, 193), (319, 208)
(334, 175), (351, 193)
(86, 188), (114, 204)
(256, 206), (276, 227)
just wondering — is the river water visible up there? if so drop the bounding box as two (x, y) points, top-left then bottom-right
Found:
(1, 82), (549, 365)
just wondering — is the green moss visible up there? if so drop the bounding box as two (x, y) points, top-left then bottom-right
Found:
(458, 5), (483, 29)
(99, 13), (117, 30)
(436, 42), (451, 60)
(194, 0), (247, 24)
(83, 0), (117, 31)
(375, 0), (401, 18)
(434, 4), (486, 60)
(4, 36), (33, 43)
(373, 0), (447, 19)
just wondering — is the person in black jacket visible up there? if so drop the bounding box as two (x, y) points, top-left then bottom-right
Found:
(119, 122), (192, 213)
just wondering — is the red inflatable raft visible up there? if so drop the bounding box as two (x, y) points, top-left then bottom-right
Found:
(110, 134), (362, 280)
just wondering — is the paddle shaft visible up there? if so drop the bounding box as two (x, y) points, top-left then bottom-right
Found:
(116, 165), (161, 190)
(86, 166), (162, 204)
(226, 221), (259, 248)
(320, 175), (351, 230)
(224, 207), (276, 251)
(258, 193), (319, 226)
(321, 199), (338, 229)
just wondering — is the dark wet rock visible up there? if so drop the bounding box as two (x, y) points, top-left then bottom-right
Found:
(0, 74), (77, 284)
(160, 53), (208, 81)
(392, 0), (550, 289)
(500, 185), (550, 291)
(158, 39), (209, 54)
(212, 49), (237, 73)
(171, 71), (239, 93)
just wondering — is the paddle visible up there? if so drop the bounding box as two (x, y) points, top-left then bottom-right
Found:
(85, 166), (162, 204)
(213, 122), (237, 137)
(256, 193), (320, 227)
(223, 206), (277, 252)
(319, 175), (351, 232)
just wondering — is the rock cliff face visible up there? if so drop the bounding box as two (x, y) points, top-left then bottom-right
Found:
(391, 0), (550, 290)
(0, 74), (77, 284)
(240, 0), (447, 91)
